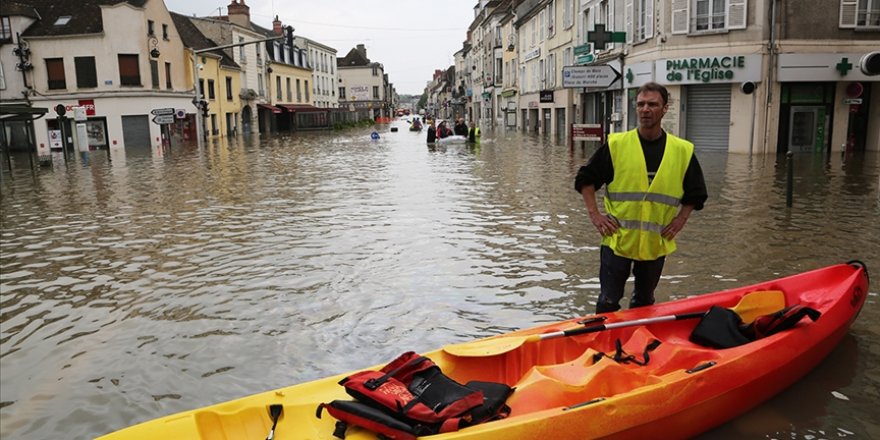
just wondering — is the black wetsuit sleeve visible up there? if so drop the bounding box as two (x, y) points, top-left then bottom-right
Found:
(574, 144), (613, 192)
(681, 154), (708, 210)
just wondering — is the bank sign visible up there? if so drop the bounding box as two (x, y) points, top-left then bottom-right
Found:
(656, 54), (762, 85)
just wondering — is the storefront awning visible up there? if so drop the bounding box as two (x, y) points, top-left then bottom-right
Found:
(277, 104), (325, 113)
(258, 104), (282, 114)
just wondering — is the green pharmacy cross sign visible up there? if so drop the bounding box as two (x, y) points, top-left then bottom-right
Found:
(587, 24), (626, 50)
(836, 57), (853, 76)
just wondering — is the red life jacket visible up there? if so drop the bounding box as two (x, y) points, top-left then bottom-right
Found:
(317, 351), (513, 439)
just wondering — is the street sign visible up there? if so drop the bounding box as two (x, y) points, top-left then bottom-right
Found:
(151, 107), (175, 116)
(573, 43), (592, 56)
(562, 65), (621, 88)
(152, 115), (175, 124)
(576, 53), (595, 65)
(175, 108), (187, 119)
(571, 124), (604, 142)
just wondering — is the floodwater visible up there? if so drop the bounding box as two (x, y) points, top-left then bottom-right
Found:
(1, 120), (878, 440)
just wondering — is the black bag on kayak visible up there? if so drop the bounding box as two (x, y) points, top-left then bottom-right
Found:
(316, 351), (514, 440)
(690, 304), (822, 349)
(689, 306), (752, 348)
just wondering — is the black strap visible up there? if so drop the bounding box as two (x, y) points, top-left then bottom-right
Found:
(365, 356), (429, 390)
(332, 421), (348, 439)
(592, 339), (661, 366)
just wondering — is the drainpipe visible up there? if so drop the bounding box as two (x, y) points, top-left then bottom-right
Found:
(763, 0), (779, 155)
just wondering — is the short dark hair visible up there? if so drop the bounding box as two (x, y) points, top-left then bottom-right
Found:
(638, 82), (669, 105)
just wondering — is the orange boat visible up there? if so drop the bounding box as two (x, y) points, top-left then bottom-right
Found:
(97, 262), (868, 440)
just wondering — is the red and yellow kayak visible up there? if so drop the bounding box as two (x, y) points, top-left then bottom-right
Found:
(97, 262), (868, 440)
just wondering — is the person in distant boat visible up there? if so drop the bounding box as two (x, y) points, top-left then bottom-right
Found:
(467, 120), (480, 143)
(426, 120), (437, 143)
(454, 118), (468, 136)
(574, 82), (707, 314)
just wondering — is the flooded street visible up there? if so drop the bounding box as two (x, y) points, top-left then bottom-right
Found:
(1, 120), (878, 439)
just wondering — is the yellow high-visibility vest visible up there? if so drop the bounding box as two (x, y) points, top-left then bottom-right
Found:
(602, 129), (693, 261)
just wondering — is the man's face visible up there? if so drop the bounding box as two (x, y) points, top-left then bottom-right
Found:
(636, 90), (667, 130)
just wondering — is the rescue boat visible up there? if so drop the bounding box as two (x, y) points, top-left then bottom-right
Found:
(97, 261), (868, 440)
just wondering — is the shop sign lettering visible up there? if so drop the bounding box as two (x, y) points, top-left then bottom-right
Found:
(665, 56), (746, 83)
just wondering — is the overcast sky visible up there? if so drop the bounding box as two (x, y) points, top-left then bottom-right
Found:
(163, 0), (475, 95)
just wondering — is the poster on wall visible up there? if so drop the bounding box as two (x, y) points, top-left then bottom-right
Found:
(48, 129), (63, 150)
(85, 120), (108, 148)
(349, 85), (370, 101)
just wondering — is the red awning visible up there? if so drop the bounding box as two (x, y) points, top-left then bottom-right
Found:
(258, 104), (281, 114)
(277, 104), (325, 113)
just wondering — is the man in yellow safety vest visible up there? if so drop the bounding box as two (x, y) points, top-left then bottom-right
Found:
(575, 82), (708, 314)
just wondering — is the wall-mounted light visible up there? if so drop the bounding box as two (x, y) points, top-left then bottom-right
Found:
(149, 36), (160, 58)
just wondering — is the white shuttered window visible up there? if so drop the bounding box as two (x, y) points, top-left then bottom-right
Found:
(840, 0), (858, 27)
(673, 0), (748, 34)
(672, 0), (690, 34)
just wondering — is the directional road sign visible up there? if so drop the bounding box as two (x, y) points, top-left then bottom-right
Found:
(573, 43), (592, 56)
(576, 53), (595, 65)
(152, 114), (175, 125)
(151, 107), (175, 116)
(562, 65), (621, 88)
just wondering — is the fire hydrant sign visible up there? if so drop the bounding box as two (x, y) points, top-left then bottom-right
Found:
(562, 65), (621, 88)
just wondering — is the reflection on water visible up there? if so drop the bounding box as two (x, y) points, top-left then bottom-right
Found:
(1, 122), (878, 439)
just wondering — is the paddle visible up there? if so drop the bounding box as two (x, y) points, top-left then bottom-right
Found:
(443, 290), (785, 357)
(265, 404), (282, 440)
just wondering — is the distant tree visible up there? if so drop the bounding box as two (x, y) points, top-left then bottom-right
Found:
(417, 92), (427, 110)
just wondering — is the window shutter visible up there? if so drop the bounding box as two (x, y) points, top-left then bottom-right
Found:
(626, 0), (633, 43)
(645, 0), (654, 39)
(728, 0), (747, 30)
(672, 0), (689, 34)
(839, 0), (857, 28)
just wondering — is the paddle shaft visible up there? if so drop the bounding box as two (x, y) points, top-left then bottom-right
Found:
(536, 311), (707, 341)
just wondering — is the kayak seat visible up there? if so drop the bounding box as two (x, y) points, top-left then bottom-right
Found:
(605, 327), (721, 376)
(194, 407), (273, 440)
(504, 328), (723, 415)
(505, 349), (662, 415)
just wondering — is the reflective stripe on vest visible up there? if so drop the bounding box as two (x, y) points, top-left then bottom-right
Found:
(602, 129), (693, 261)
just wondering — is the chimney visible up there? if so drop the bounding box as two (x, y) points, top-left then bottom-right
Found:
(273, 15), (282, 35)
(356, 44), (366, 59)
(227, 0), (250, 28)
